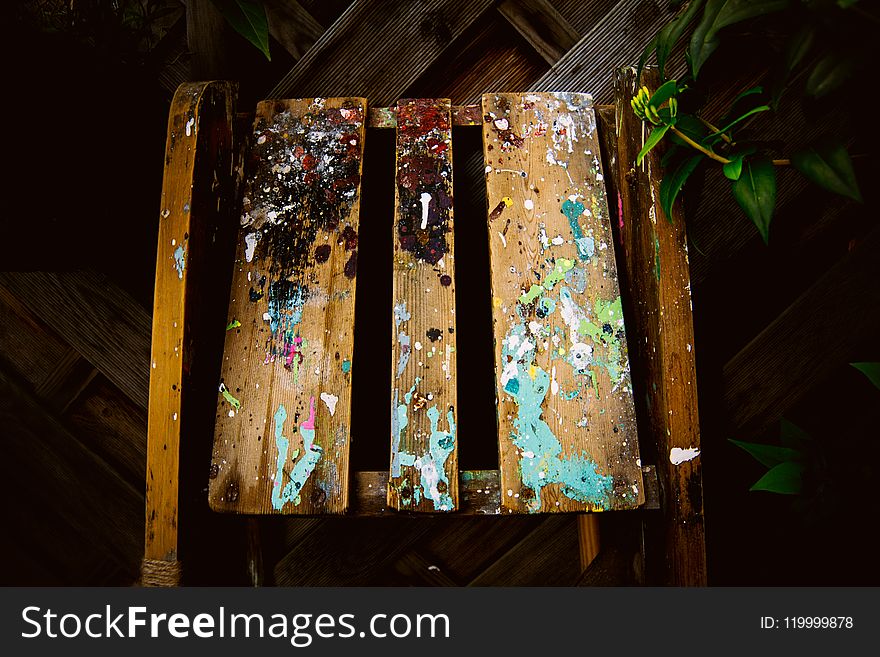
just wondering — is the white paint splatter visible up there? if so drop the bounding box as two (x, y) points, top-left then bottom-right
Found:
(420, 192), (432, 230)
(669, 447), (701, 465)
(244, 232), (260, 262)
(185, 117), (194, 137)
(494, 118), (509, 130)
(320, 392), (339, 417)
(524, 199), (534, 210)
(498, 231), (507, 247)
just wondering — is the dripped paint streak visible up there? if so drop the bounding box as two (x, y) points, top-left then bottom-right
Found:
(561, 198), (595, 261)
(271, 398), (323, 510)
(265, 281), (309, 368)
(395, 99), (453, 264)
(391, 377), (456, 511)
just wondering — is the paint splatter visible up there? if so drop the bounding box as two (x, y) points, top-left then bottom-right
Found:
(173, 245), (186, 279)
(271, 398), (323, 510)
(426, 328), (443, 342)
(670, 447), (700, 465)
(341, 359), (351, 374)
(219, 383), (241, 410)
(391, 378), (456, 511)
(395, 99), (453, 264)
(439, 274), (452, 287)
(314, 244), (331, 263)
(320, 392), (339, 417)
(225, 319), (241, 331)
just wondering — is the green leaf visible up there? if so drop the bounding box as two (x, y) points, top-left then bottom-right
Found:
(660, 153), (703, 219)
(656, 0), (707, 77)
(210, 0), (271, 61)
(770, 24), (816, 108)
(668, 114), (711, 145)
(779, 419), (812, 448)
(805, 53), (855, 98)
(637, 123), (672, 165)
(837, 0), (859, 7)
(731, 156), (776, 243)
(730, 439), (803, 468)
(649, 80), (679, 109)
(722, 155), (743, 180)
(791, 141), (862, 202)
(689, 0), (791, 78)
(851, 362), (880, 391)
(637, 33), (661, 83)
(706, 105), (770, 143)
(750, 461), (805, 494)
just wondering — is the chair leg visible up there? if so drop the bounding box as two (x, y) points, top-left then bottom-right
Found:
(578, 514), (601, 572)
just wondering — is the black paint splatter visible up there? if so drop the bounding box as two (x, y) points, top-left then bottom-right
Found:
(344, 251), (358, 279)
(426, 328), (443, 342)
(439, 274), (452, 286)
(314, 244), (331, 263)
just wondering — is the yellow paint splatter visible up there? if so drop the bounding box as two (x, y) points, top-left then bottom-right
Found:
(501, 196), (513, 207)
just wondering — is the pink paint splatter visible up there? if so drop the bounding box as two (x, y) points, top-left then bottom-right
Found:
(301, 396), (317, 431)
(284, 336), (304, 367)
(617, 191), (624, 244)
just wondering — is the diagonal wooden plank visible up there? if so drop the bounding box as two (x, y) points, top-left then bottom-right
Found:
(268, 0), (496, 104)
(482, 92), (642, 513)
(498, 0), (580, 65)
(0, 368), (143, 573)
(0, 271), (152, 410)
(388, 98), (459, 512)
(724, 225), (880, 434)
(209, 97), (367, 515)
(468, 516), (580, 585)
(264, 0), (324, 61)
(531, 0), (679, 104)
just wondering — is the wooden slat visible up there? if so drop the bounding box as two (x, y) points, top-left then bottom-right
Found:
(607, 68), (706, 585)
(0, 272), (152, 410)
(388, 98), (459, 512)
(209, 97), (367, 515)
(498, 0), (581, 65)
(482, 92), (643, 513)
(268, 0), (496, 104)
(146, 80), (238, 575)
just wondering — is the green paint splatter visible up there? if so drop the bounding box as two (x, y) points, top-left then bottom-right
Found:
(519, 258), (575, 304)
(226, 319), (241, 331)
(654, 234), (661, 281)
(219, 383), (241, 410)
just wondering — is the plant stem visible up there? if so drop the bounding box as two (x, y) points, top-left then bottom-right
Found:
(670, 126), (792, 167)
(670, 126), (731, 164)
(698, 117), (732, 144)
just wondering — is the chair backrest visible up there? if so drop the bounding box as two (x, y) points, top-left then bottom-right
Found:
(145, 72), (706, 586)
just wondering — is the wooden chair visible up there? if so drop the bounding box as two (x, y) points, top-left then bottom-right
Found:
(142, 68), (705, 587)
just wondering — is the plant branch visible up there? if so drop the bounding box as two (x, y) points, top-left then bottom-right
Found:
(670, 126), (731, 163)
(698, 117), (732, 144)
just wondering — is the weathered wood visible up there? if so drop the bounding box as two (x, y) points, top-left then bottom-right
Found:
(185, 0), (230, 80)
(532, 0), (678, 104)
(0, 272), (152, 411)
(724, 224), (880, 433)
(369, 104), (483, 128)
(577, 514), (601, 571)
(498, 0), (580, 65)
(146, 80), (238, 578)
(263, 0), (324, 61)
(610, 68), (706, 586)
(268, 0), (497, 104)
(209, 97), (367, 515)
(468, 515), (581, 585)
(0, 368), (143, 573)
(482, 92), (642, 513)
(388, 98), (459, 512)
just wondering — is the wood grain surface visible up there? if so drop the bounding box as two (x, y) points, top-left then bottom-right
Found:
(209, 97), (367, 515)
(388, 98), (459, 512)
(481, 92), (643, 513)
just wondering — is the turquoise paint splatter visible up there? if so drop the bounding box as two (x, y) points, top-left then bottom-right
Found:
(561, 199), (594, 261)
(173, 245), (186, 279)
(501, 318), (613, 511)
(271, 397), (323, 510)
(390, 377), (456, 511)
(394, 301), (412, 377)
(341, 359), (351, 373)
